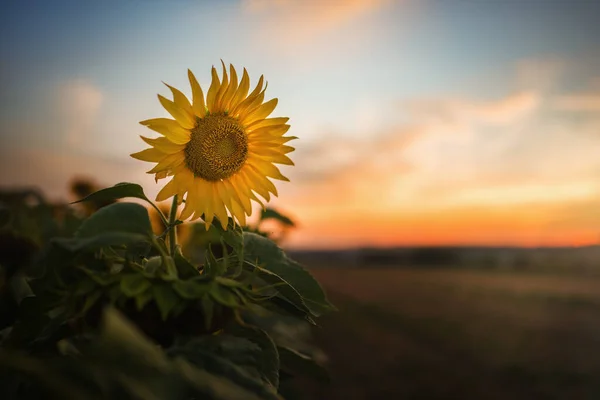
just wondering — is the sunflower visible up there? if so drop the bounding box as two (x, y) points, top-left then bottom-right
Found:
(131, 63), (295, 229)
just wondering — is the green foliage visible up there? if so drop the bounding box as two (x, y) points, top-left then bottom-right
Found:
(0, 186), (333, 399)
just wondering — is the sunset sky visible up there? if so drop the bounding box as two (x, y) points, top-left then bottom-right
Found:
(1, 0), (600, 249)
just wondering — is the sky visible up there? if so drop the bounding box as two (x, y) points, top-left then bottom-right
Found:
(1, 0), (600, 249)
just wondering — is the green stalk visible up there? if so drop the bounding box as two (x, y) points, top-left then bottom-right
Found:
(168, 195), (178, 255)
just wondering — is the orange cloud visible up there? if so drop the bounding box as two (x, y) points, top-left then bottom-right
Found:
(553, 93), (600, 112)
(242, 0), (392, 47)
(403, 91), (540, 128)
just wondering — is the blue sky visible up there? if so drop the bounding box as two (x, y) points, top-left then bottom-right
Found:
(1, 0), (600, 248)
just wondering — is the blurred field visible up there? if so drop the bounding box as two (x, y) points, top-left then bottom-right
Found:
(305, 267), (600, 399)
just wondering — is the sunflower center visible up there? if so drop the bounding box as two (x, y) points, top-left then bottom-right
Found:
(185, 114), (248, 181)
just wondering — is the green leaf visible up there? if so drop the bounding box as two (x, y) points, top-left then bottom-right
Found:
(73, 182), (148, 205)
(206, 244), (221, 277)
(158, 256), (179, 281)
(214, 220), (244, 275)
(152, 284), (179, 320)
(120, 274), (151, 297)
(76, 202), (153, 239)
(230, 326), (280, 389)
(135, 290), (153, 310)
(278, 346), (329, 383)
(245, 261), (310, 316)
(143, 256), (163, 276)
(210, 285), (240, 308)
(172, 279), (211, 299)
(168, 335), (281, 400)
(173, 248), (200, 279)
(52, 232), (149, 253)
(243, 233), (335, 316)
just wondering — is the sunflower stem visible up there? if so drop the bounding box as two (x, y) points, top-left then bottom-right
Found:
(168, 195), (178, 255)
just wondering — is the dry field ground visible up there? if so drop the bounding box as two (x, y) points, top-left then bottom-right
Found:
(303, 267), (600, 400)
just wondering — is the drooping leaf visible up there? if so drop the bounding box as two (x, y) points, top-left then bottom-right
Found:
(73, 182), (148, 205)
(243, 233), (334, 316)
(277, 346), (330, 383)
(243, 261), (311, 317)
(229, 325), (280, 389)
(52, 232), (149, 253)
(76, 202), (153, 239)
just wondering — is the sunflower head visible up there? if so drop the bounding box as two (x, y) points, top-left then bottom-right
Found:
(131, 62), (296, 229)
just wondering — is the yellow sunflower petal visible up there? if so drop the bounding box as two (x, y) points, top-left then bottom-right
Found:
(251, 137), (297, 147)
(211, 182), (230, 230)
(246, 165), (279, 197)
(191, 179), (210, 221)
(155, 171), (169, 182)
(179, 180), (198, 220)
(140, 136), (185, 154)
(230, 68), (250, 110)
(254, 153), (295, 166)
(163, 82), (193, 115)
(206, 66), (221, 112)
(230, 75), (264, 117)
(229, 199), (246, 226)
(233, 86), (267, 118)
(130, 148), (165, 162)
(158, 95), (195, 130)
(215, 181), (234, 218)
(188, 69), (206, 118)
(146, 152), (185, 174)
(247, 124), (291, 138)
(222, 64), (238, 111)
(246, 117), (289, 130)
(224, 178), (252, 216)
(217, 181), (247, 226)
(239, 169), (270, 202)
(249, 145), (294, 157)
(214, 60), (229, 113)
(201, 182), (215, 230)
(241, 98), (278, 125)
(247, 158), (290, 181)
(139, 118), (191, 144)
(156, 178), (178, 202)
